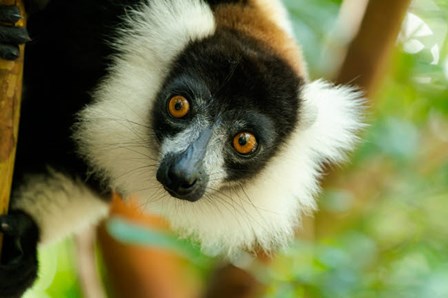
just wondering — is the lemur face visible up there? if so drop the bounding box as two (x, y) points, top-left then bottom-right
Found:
(152, 30), (303, 202)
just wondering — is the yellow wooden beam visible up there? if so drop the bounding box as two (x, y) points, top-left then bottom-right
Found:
(0, 0), (26, 256)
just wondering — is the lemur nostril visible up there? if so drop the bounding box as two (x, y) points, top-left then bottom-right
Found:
(180, 179), (197, 190)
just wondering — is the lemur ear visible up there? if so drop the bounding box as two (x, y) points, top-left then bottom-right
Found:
(299, 80), (365, 163)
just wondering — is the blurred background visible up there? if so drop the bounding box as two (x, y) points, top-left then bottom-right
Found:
(23, 0), (448, 297)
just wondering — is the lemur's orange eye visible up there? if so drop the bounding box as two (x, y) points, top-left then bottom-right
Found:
(233, 132), (258, 155)
(168, 95), (190, 118)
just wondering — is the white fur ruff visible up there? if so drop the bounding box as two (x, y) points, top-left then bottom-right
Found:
(75, 1), (365, 255)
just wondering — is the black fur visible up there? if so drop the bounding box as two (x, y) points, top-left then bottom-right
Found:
(153, 28), (303, 181)
(0, 211), (39, 298)
(14, 0), (131, 194)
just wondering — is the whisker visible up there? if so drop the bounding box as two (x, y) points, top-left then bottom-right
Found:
(113, 164), (157, 181)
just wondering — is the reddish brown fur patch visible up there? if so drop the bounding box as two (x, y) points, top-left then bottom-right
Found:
(213, 1), (306, 77)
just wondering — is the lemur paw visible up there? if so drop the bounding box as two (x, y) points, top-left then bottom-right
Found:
(0, 5), (30, 60)
(0, 211), (39, 298)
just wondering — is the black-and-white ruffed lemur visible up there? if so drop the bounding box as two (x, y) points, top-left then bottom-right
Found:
(0, 0), (364, 296)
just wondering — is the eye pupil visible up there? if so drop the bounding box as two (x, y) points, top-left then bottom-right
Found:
(174, 101), (183, 110)
(238, 135), (248, 146)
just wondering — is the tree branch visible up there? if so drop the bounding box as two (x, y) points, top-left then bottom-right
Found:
(335, 0), (411, 95)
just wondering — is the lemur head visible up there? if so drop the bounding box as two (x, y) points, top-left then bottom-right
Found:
(76, 0), (363, 254)
(153, 29), (302, 203)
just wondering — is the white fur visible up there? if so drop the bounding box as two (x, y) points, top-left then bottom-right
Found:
(12, 170), (109, 245)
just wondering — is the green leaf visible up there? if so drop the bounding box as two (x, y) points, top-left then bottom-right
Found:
(106, 217), (211, 267)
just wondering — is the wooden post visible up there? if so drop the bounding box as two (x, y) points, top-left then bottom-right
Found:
(0, 0), (26, 256)
(317, 0), (411, 238)
(335, 0), (411, 96)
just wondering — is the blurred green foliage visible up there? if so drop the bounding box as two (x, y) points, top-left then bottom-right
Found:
(265, 0), (448, 297)
(24, 240), (80, 298)
(106, 217), (213, 268)
(27, 0), (448, 297)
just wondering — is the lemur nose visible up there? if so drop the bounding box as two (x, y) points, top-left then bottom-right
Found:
(156, 128), (212, 201)
(156, 160), (205, 202)
(156, 155), (208, 202)
(167, 166), (198, 192)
